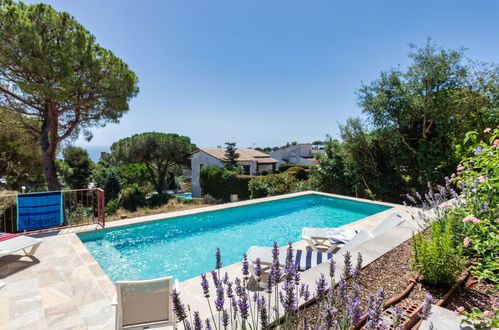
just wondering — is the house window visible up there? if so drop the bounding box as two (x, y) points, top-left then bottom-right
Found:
(243, 165), (250, 175)
(200, 164), (204, 171)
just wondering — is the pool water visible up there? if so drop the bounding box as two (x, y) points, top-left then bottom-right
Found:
(175, 193), (192, 198)
(79, 194), (390, 282)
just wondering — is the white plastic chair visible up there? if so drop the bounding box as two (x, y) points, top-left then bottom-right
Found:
(113, 276), (178, 329)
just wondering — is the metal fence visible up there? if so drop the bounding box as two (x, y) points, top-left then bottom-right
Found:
(1, 188), (105, 233)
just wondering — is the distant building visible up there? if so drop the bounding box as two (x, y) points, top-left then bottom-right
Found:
(191, 148), (278, 198)
(270, 143), (320, 167)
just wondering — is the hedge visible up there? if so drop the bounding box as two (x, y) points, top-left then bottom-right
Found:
(200, 166), (251, 201)
(248, 173), (300, 199)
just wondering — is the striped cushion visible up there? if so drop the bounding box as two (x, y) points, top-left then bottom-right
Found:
(294, 250), (333, 271)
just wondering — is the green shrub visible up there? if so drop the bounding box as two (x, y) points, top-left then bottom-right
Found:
(119, 184), (146, 211)
(105, 199), (119, 215)
(412, 220), (465, 286)
(200, 166), (250, 201)
(92, 167), (121, 203)
(277, 164), (309, 173)
(286, 166), (309, 180)
(146, 193), (171, 208)
(248, 173), (299, 199)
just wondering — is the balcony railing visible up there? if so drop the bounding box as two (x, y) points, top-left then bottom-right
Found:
(1, 188), (105, 233)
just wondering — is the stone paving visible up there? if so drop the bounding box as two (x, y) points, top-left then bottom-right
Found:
(0, 191), (414, 329)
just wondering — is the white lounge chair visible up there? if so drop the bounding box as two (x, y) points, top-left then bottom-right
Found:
(302, 213), (404, 253)
(112, 276), (178, 329)
(0, 234), (42, 258)
(246, 246), (333, 286)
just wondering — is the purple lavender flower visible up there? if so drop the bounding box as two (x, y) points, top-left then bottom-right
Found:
(215, 284), (225, 311)
(215, 248), (222, 270)
(418, 294), (433, 320)
(347, 283), (362, 325)
(365, 289), (385, 330)
(321, 306), (337, 328)
(280, 282), (297, 312)
(200, 273), (210, 298)
(238, 292), (249, 320)
(392, 306), (404, 330)
(170, 289), (187, 322)
(258, 297), (268, 329)
(294, 266), (300, 285)
(343, 250), (352, 280)
(353, 252), (363, 279)
(405, 193), (416, 204)
(193, 311), (203, 330)
(222, 272), (229, 285)
(242, 253), (249, 279)
(221, 309), (230, 328)
(255, 257), (262, 283)
(225, 281), (233, 299)
(234, 277), (244, 297)
(300, 283), (310, 301)
(329, 259), (335, 279)
(205, 318), (212, 330)
(210, 270), (219, 287)
(315, 273), (328, 301)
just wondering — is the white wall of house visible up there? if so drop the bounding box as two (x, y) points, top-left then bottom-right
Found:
(270, 144), (314, 166)
(191, 151), (223, 197)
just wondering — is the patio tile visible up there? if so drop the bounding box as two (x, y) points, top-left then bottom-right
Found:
(45, 301), (86, 330)
(40, 281), (75, 309)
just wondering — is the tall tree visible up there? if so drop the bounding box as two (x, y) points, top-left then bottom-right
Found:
(0, 108), (45, 190)
(111, 132), (196, 193)
(224, 142), (239, 170)
(60, 146), (93, 189)
(0, 1), (139, 190)
(357, 41), (499, 190)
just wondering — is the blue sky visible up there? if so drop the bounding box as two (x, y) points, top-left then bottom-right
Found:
(26, 0), (499, 156)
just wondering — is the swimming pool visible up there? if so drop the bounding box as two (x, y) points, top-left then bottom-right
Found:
(79, 194), (390, 282)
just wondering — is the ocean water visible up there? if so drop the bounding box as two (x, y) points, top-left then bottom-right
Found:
(78, 194), (390, 282)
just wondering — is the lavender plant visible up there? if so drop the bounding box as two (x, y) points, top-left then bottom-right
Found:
(171, 246), (426, 329)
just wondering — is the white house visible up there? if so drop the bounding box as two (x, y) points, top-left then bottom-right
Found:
(270, 143), (318, 167)
(191, 148), (278, 198)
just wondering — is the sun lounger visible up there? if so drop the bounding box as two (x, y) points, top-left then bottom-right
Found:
(112, 276), (178, 329)
(302, 213), (404, 252)
(0, 234), (42, 258)
(302, 227), (358, 253)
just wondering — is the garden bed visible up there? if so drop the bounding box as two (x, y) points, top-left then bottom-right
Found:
(296, 238), (497, 328)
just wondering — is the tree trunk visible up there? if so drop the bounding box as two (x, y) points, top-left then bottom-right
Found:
(40, 103), (60, 191)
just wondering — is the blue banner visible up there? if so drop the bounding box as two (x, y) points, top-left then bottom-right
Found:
(16, 191), (63, 231)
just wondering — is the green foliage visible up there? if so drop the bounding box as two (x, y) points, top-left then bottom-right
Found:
(448, 128), (499, 283)
(223, 142), (239, 170)
(285, 166), (309, 180)
(199, 166), (250, 201)
(119, 184), (146, 212)
(60, 147), (93, 189)
(0, 1), (139, 189)
(111, 132), (195, 193)
(105, 199), (119, 215)
(313, 42), (498, 202)
(92, 167), (121, 203)
(146, 193), (171, 208)
(0, 109), (45, 190)
(248, 173), (300, 199)
(115, 163), (150, 188)
(412, 220), (465, 286)
(460, 307), (499, 329)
